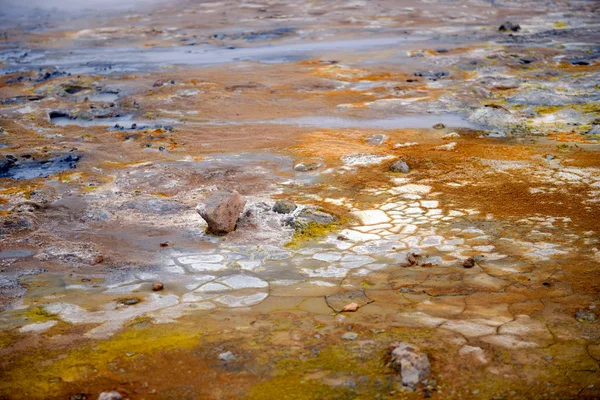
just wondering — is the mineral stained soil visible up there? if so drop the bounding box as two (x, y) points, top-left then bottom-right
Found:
(0, 0), (599, 399)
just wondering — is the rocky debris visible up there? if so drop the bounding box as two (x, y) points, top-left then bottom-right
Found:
(292, 207), (336, 230)
(326, 290), (372, 312)
(499, 22), (520, 32)
(342, 332), (358, 341)
(117, 298), (140, 307)
(70, 393), (87, 400)
(159, 242), (169, 247)
(365, 134), (387, 145)
(272, 200), (297, 214)
(294, 162), (322, 172)
(152, 281), (164, 291)
(218, 351), (236, 361)
(575, 310), (597, 323)
(388, 342), (431, 388)
(432, 123), (445, 129)
(434, 142), (456, 151)
(389, 160), (410, 173)
(442, 132), (460, 140)
(97, 391), (121, 400)
(153, 80), (164, 87)
(35, 242), (103, 267)
(462, 257), (476, 268)
(406, 252), (418, 266)
(197, 189), (246, 234)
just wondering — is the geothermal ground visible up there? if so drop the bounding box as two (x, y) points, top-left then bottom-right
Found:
(0, 0), (599, 399)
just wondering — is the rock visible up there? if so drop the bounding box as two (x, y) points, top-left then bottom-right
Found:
(390, 160), (410, 173)
(93, 255), (104, 265)
(159, 241), (169, 247)
(545, 154), (556, 160)
(365, 134), (388, 145)
(118, 298), (139, 306)
(218, 351), (236, 361)
(389, 342), (431, 387)
(442, 132), (460, 140)
(326, 290), (372, 312)
(273, 200), (297, 214)
(294, 162), (322, 172)
(70, 394), (87, 400)
(499, 21), (520, 32)
(342, 332), (358, 341)
(432, 123), (445, 129)
(293, 208), (336, 230)
(197, 189), (246, 234)
(575, 310), (597, 323)
(435, 142), (456, 151)
(153, 80), (164, 87)
(342, 303), (359, 312)
(152, 281), (164, 291)
(463, 257), (475, 268)
(97, 392), (121, 400)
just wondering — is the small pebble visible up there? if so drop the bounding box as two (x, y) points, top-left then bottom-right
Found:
(462, 257), (475, 268)
(152, 281), (164, 291)
(342, 332), (358, 341)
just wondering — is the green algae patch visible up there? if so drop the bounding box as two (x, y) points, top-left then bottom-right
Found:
(0, 323), (203, 398)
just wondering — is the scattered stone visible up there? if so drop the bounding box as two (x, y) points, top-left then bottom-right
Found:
(294, 162), (322, 172)
(93, 255), (104, 265)
(432, 123), (445, 129)
(435, 142), (456, 151)
(218, 351), (236, 361)
(341, 302), (359, 312)
(153, 80), (164, 87)
(293, 208), (336, 230)
(390, 160), (410, 173)
(342, 332), (358, 341)
(152, 281), (164, 291)
(326, 290), (372, 312)
(70, 394), (87, 400)
(575, 310), (597, 323)
(159, 242), (169, 247)
(273, 200), (297, 214)
(545, 154), (556, 160)
(442, 132), (460, 140)
(407, 252), (418, 266)
(499, 21), (520, 32)
(197, 189), (247, 234)
(462, 257), (476, 268)
(365, 134), (388, 145)
(97, 392), (121, 400)
(118, 298), (140, 306)
(389, 342), (431, 387)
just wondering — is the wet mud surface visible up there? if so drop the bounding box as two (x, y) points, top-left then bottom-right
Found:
(0, 0), (599, 399)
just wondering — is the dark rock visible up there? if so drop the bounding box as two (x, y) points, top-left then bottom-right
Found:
(273, 200), (297, 214)
(389, 342), (431, 388)
(118, 298), (140, 306)
(293, 208), (336, 230)
(432, 123), (445, 129)
(153, 80), (164, 87)
(70, 394), (87, 400)
(390, 160), (410, 173)
(196, 189), (246, 234)
(152, 281), (164, 291)
(462, 257), (476, 268)
(499, 22), (521, 32)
